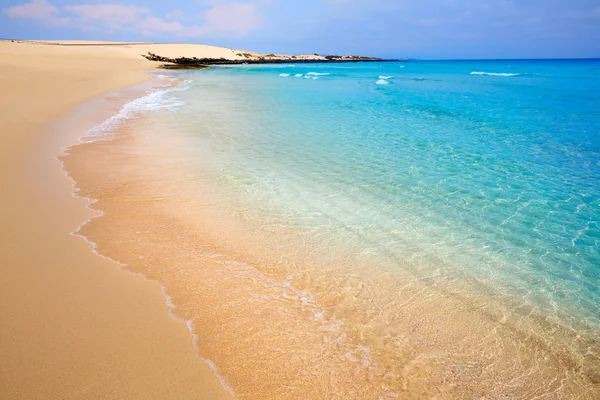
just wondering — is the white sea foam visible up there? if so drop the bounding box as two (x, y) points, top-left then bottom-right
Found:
(82, 87), (187, 142)
(306, 72), (331, 76)
(470, 71), (520, 77)
(279, 73), (291, 77)
(376, 79), (390, 85)
(150, 73), (174, 80)
(305, 75), (319, 80)
(184, 320), (235, 396)
(294, 73), (303, 78)
(378, 75), (394, 79)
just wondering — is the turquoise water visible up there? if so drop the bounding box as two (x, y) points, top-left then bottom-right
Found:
(81, 59), (600, 396)
(157, 60), (600, 334)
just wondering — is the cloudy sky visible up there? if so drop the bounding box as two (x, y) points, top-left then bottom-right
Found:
(2, 0), (599, 59)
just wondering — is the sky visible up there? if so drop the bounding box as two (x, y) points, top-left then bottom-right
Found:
(1, 0), (599, 59)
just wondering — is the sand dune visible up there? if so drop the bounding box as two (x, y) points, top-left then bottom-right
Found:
(3, 39), (250, 63)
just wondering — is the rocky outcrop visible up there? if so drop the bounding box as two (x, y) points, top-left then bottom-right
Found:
(142, 52), (394, 68)
(142, 52), (227, 66)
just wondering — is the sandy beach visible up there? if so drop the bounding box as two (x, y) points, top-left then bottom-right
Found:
(0, 40), (237, 400)
(2, 40), (599, 400)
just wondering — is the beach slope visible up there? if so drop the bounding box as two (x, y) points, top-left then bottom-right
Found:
(0, 40), (234, 400)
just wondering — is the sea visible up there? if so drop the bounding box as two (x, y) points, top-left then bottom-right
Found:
(77, 59), (600, 398)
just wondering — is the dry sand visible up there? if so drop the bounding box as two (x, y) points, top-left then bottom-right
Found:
(0, 40), (236, 400)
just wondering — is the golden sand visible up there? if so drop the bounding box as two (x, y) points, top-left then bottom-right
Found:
(0, 40), (235, 400)
(4, 39), (599, 400)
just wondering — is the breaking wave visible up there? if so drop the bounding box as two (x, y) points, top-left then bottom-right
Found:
(470, 71), (520, 77)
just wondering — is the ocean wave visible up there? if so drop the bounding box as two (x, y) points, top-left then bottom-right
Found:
(279, 73), (291, 77)
(149, 73), (175, 80)
(376, 79), (390, 85)
(306, 72), (331, 76)
(378, 76), (394, 79)
(294, 74), (303, 78)
(83, 86), (186, 142)
(305, 75), (319, 80)
(470, 71), (520, 77)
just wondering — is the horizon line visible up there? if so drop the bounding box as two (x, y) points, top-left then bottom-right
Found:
(3, 38), (598, 62)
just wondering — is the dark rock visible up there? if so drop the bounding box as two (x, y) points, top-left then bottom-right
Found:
(142, 52), (397, 67)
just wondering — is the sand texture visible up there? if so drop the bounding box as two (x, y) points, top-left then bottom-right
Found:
(0, 40), (234, 400)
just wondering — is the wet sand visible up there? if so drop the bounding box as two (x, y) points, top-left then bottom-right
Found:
(0, 40), (234, 399)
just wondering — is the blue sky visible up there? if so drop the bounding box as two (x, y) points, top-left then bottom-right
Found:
(2, 0), (599, 59)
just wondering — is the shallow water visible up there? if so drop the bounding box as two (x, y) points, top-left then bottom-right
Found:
(69, 60), (600, 398)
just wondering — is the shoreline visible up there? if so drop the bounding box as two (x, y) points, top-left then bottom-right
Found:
(60, 68), (600, 398)
(0, 41), (234, 399)
(2, 40), (599, 399)
(60, 76), (236, 397)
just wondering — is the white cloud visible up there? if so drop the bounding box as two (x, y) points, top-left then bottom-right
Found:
(3, 0), (69, 26)
(203, 2), (264, 36)
(165, 9), (185, 22)
(135, 16), (209, 37)
(64, 4), (149, 25)
(3, 0), (266, 38)
(136, 17), (183, 34)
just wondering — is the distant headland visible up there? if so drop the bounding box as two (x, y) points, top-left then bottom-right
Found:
(142, 51), (399, 69)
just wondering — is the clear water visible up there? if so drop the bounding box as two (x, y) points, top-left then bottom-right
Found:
(76, 59), (600, 397)
(148, 60), (600, 334)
